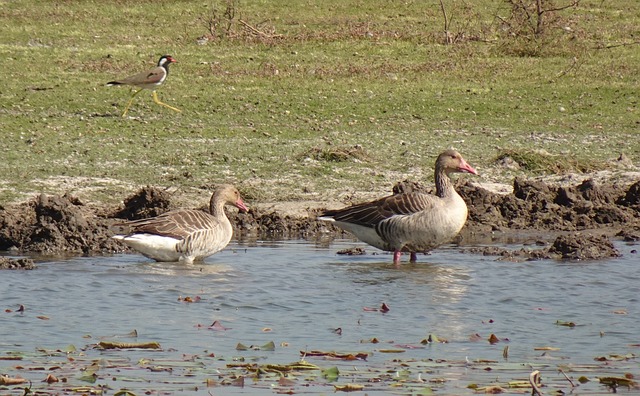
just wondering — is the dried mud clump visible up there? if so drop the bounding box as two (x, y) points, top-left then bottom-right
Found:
(230, 207), (329, 238)
(392, 180), (429, 195)
(549, 233), (621, 260)
(336, 247), (366, 255)
(463, 244), (553, 261)
(0, 193), (121, 255)
(460, 177), (640, 231)
(464, 233), (620, 261)
(112, 186), (173, 220)
(617, 180), (640, 209)
(0, 257), (36, 270)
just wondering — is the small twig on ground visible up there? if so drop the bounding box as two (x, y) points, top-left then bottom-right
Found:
(530, 370), (543, 396)
(553, 56), (581, 80)
(599, 40), (640, 49)
(239, 19), (282, 38)
(439, 0), (453, 44)
(558, 368), (576, 387)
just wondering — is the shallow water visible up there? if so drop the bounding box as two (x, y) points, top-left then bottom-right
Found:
(1, 238), (639, 395)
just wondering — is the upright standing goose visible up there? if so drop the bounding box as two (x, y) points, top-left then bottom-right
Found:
(112, 184), (248, 263)
(107, 55), (181, 117)
(318, 150), (478, 265)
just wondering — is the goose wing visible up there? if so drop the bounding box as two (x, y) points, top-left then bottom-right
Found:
(123, 209), (218, 240)
(321, 192), (439, 227)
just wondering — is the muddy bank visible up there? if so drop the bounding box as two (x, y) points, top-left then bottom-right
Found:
(0, 177), (638, 265)
(0, 256), (36, 270)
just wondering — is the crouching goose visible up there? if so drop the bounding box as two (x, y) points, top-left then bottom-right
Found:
(318, 150), (478, 265)
(112, 184), (248, 263)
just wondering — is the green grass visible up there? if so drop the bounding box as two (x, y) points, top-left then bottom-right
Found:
(1, 0), (638, 206)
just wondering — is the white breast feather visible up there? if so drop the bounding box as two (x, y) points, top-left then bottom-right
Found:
(114, 234), (183, 262)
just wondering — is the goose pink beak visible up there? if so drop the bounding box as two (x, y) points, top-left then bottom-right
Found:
(235, 199), (248, 212)
(459, 159), (479, 175)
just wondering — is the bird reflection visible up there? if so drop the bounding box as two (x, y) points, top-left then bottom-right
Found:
(327, 249), (471, 306)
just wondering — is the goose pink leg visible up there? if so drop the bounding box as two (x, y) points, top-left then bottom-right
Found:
(393, 250), (402, 265)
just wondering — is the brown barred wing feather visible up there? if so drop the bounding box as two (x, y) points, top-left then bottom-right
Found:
(124, 209), (211, 240)
(323, 192), (439, 227)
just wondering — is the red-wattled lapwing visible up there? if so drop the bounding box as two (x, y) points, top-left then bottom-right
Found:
(107, 55), (180, 117)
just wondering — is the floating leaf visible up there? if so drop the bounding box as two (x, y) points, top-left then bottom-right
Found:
(178, 295), (201, 303)
(231, 376), (245, 387)
(0, 355), (23, 361)
(595, 353), (636, 362)
(322, 366), (340, 381)
(234, 341), (275, 351)
(287, 361), (319, 370)
(469, 333), (483, 342)
(378, 349), (405, 353)
(393, 344), (425, 349)
(114, 391), (137, 396)
(261, 341), (276, 351)
(37, 315), (50, 320)
(555, 320), (577, 327)
(598, 376), (637, 388)
(43, 373), (59, 383)
(303, 350), (368, 361)
(278, 376), (296, 386)
(0, 375), (27, 385)
(334, 383), (363, 392)
(97, 329), (138, 340)
(77, 369), (98, 383)
(488, 334), (500, 344)
(421, 334), (448, 344)
(362, 302), (391, 312)
(534, 346), (559, 351)
(481, 385), (506, 393)
(97, 341), (160, 350)
(208, 320), (230, 331)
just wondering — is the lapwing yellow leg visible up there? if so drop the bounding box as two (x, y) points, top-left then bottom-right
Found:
(152, 91), (181, 113)
(121, 89), (144, 117)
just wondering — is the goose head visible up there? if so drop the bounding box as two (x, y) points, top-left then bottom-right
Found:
(214, 184), (248, 212)
(437, 150), (478, 176)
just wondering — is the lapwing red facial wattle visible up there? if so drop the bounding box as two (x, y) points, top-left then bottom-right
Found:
(107, 55), (180, 117)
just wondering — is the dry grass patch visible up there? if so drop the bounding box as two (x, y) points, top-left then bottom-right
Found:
(495, 149), (605, 174)
(299, 144), (370, 163)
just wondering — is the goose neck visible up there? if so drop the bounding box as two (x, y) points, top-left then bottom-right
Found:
(209, 199), (226, 218)
(435, 169), (454, 198)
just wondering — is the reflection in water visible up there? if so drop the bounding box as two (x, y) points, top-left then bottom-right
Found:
(0, 238), (638, 395)
(336, 259), (470, 304)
